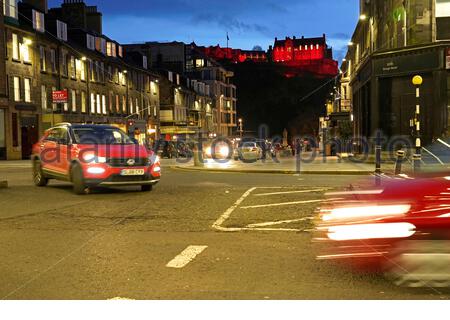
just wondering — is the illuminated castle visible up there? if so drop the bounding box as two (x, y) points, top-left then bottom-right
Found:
(196, 34), (338, 78)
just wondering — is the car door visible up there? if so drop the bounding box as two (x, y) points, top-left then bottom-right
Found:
(40, 129), (59, 173)
(53, 127), (71, 176)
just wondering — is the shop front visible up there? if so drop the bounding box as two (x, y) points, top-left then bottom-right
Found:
(353, 44), (449, 145)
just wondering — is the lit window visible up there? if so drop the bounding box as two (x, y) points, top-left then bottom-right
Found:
(63, 89), (68, 112)
(81, 91), (86, 113)
(96, 94), (101, 114)
(70, 56), (76, 78)
(316, 44), (319, 49)
(12, 33), (19, 60)
(21, 39), (31, 62)
(90, 93), (96, 114)
(118, 46), (123, 57)
(71, 89), (77, 112)
(57, 20), (67, 41)
(80, 60), (86, 81)
(39, 46), (46, 71)
(87, 34), (95, 50)
(13, 76), (20, 101)
(195, 59), (204, 68)
(143, 56), (148, 69)
(41, 85), (47, 110)
(102, 95), (107, 115)
(4, 0), (18, 19)
(106, 42), (112, 56)
(24, 78), (31, 102)
(32, 10), (45, 33)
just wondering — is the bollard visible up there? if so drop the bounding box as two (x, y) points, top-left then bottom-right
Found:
(375, 133), (382, 186)
(193, 148), (204, 167)
(394, 150), (405, 175)
(413, 153), (421, 174)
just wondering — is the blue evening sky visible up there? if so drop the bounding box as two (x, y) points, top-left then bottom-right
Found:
(47, 0), (359, 61)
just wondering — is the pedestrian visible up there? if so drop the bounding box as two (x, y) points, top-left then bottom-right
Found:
(295, 138), (302, 156)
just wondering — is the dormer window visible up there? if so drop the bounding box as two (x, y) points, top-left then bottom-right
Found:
(3, 0), (18, 20)
(143, 56), (148, 69)
(32, 10), (45, 33)
(56, 20), (67, 41)
(87, 34), (95, 50)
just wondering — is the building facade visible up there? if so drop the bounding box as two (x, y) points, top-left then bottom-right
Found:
(158, 70), (213, 139)
(1, 0), (161, 160)
(125, 41), (237, 137)
(342, 0), (450, 144)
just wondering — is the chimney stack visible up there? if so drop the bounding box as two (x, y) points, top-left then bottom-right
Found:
(22, 0), (48, 13)
(86, 6), (102, 34)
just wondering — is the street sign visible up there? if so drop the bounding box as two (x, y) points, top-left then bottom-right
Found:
(446, 48), (450, 70)
(52, 90), (68, 104)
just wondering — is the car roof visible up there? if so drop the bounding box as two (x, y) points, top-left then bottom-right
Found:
(54, 124), (120, 130)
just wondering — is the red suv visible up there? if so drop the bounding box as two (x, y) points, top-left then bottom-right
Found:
(31, 123), (161, 194)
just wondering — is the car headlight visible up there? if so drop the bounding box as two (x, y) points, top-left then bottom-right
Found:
(218, 146), (230, 157)
(82, 153), (106, 163)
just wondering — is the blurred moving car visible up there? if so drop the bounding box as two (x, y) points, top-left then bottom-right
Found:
(315, 175), (450, 287)
(32, 123), (161, 194)
(234, 141), (262, 162)
(204, 140), (232, 160)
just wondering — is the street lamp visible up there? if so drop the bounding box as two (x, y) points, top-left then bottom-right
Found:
(359, 14), (367, 21)
(412, 75), (423, 174)
(238, 118), (243, 139)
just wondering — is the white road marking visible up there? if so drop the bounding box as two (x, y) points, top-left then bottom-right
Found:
(212, 187), (331, 232)
(240, 198), (336, 210)
(166, 245), (208, 269)
(254, 188), (330, 197)
(109, 297), (135, 300)
(247, 217), (313, 228)
(212, 187), (257, 231)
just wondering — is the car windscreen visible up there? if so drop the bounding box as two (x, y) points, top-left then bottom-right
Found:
(73, 128), (136, 145)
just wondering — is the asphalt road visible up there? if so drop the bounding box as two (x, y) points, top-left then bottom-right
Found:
(0, 162), (449, 300)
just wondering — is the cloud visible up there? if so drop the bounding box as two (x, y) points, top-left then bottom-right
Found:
(330, 32), (351, 40)
(192, 13), (270, 36)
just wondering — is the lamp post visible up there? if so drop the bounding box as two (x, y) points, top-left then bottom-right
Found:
(412, 75), (423, 174)
(238, 118), (243, 139)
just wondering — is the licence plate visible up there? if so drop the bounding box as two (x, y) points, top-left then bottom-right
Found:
(120, 169), (145, 176)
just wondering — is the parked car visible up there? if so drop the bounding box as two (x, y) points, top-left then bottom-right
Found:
(234, 141), (262, 162)
(32, 123), (161, 194)
(314, 175), (450, 287)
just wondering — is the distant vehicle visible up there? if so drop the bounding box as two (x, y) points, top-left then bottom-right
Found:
(31, 124), (161, 194)
(315, 175), (450, 287)
(234, 141), (262, 162)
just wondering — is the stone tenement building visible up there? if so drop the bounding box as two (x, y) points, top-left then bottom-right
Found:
(0, 0), (162, 160)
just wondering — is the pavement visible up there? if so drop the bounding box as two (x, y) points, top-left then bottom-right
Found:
(173, 155), (378, 175)
(0, 162), (449, 299)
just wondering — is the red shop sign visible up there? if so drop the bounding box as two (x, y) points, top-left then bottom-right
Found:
(52, 90), (68, 103)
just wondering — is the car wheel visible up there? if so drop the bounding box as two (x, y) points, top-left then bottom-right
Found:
(71, 164), (87, 195)
(141, 185), (153, 192)
(33, 159), (48, 187)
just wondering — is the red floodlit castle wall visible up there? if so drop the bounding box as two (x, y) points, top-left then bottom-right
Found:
(198, 45), (267, 63)
(272, 35), (338, 77)
(195, 34), (338, 77)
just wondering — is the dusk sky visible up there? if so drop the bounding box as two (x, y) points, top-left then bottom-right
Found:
(47, 0), (359, 61)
